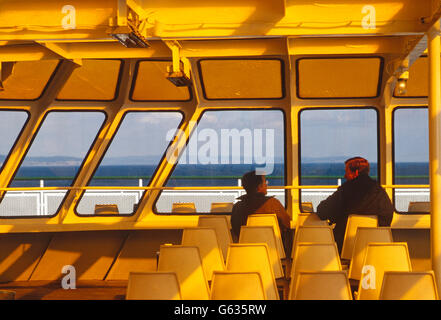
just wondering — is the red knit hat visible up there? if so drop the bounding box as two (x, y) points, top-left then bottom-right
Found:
(344, 157), (370, 180)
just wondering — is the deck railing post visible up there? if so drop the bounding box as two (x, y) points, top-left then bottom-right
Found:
(428, 19), (441, 292)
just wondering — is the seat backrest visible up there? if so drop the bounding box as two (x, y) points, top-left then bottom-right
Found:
(239, 226), (284, 279)
(94, 204), (119, 215)
(356, 242), (412, 300)
(226, 243), (279, 300)
(181, 227), (225, 281)
(348, 227), (393, 280)
(291, 225), (335, 258)
(408, 201), (430, 213)
(126, 272), (181, 300)
(198, 216), (232, 261)
(172, 202), (196, 213)
(296, 213), (329, 228)
(289, 242), (342, 298)
(290, 271), (352, 300)
(341, 214), (378, 260)
(157, 245), (210, 300)
(246, 213), (286, 259)
(210, 271), (266, 300)
(380, 271), (439, 300)
(301, 202), (314, 213)
(210, 202), (234, 213)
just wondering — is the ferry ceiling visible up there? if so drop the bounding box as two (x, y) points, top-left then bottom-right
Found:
(0, 0), (440, 103)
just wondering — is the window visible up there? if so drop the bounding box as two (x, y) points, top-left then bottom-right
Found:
(76, 112), (183, 215)
(155, 109), (285, 214)
(299, 108), (378, 211)
(0, 60), (59, 100)
(0, 111), (29, 170)
(0, 111), (105, 217)
(297, 57), (382, 98)
(199, 59), (284, 100)
(130, 60), (191, 101)
(393, 107), (429, 213)
(56, 59), (122, 101)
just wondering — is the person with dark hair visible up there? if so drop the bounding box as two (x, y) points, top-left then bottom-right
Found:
(315, 157), (394, 254)
(231, 170), (290, 241)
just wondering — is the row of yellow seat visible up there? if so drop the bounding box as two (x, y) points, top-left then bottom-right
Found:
(126, 211), (439, 300)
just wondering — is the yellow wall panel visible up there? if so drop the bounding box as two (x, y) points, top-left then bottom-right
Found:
(30, 231), (127, 281)
(0, 233), (52, 282)
(106, 230), (182, 280)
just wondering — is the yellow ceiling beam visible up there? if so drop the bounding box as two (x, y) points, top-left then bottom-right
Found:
(0, 0), (438, 41)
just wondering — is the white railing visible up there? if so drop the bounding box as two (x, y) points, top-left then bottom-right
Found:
(0, 187), (430, 216)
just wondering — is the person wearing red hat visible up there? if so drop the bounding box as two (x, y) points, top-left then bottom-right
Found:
(315, 157), (394, 254)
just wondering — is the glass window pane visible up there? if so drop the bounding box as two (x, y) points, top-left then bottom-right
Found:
(56, 59), (122, 101)
(0, 111), (105, 217)
(130, 61), (191, 101)
(393, 108), (429, 212)
(297, 58), (382, 98)
(76, 112), (183, 215)
(156, 110), (285, 214)
(199, 59), (283, 99)
(0, 60), (59, 100)
(0, 111), (28, 169)
(300, 108), (378, 211)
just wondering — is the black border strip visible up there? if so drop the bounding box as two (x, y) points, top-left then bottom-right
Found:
(129, 59), (193, 102)
(152, 107), (288, 216)
(295, 56), (384, 100)
(197, 57), (286, 101)
(0, 110), (108, 219)
(55, 59), (125, 102)
(74, 110), (185, 217)
(298, 106), (381, 213)
(391, 105), (429, 215)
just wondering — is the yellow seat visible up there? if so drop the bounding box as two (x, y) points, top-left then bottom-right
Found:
(246, 213), (286, 259)
(94, 204), (119, 215)
(296, 213), (329, 228)
(126, 272), (181, 300)
(291, 226), (335, 259)
(157, 245), (210, 300)
(341, 214), (378, 260)
(239, 226), (284, 279)
(198, 216), (232, 261)
(380, 271), (439, 300)
(355, 242), (412, 300)
(291, 271), (352, 300)
(172, 202), (196, 213)
(210, 202), (234, 213)
(348, 227), (393, 280)
(408, 201), (430, 213)
(226, 243), (279, 300)
(181, 227), (225, 281)
(289, 242), (342, 297)
(301, 202), (314, 213)
(210, 271), (267, 300)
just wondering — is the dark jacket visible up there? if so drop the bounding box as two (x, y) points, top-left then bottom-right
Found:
(231, 193), (290, 239)
(316, 173), (394, 254)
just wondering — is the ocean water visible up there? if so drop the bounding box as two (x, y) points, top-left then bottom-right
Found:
(9, 162), (429, 187)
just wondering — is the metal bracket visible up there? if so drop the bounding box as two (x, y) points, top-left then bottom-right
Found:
(164, 40), (192, 87)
